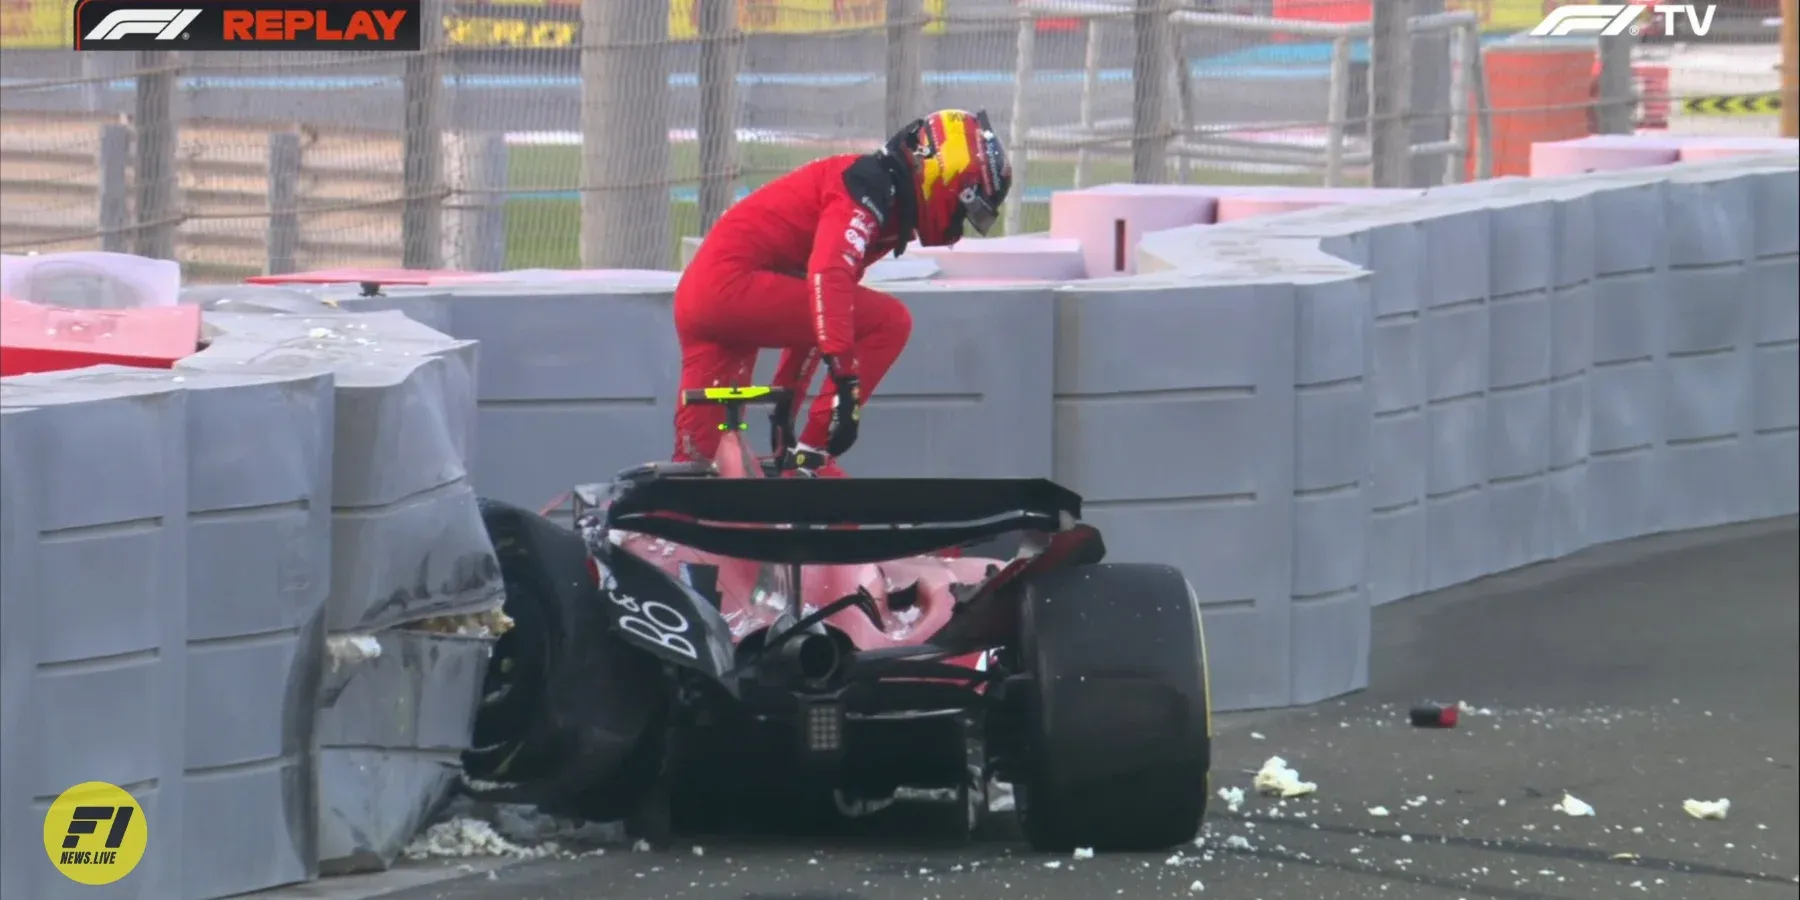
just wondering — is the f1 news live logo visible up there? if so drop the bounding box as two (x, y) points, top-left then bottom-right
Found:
(42, 781), (150, 886)
(74, 0), (422, 51)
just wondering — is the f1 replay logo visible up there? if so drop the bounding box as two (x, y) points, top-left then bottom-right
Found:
(1528, 4), (1717, 38)
(74, 0), (422, 50)
(84, 9), (202, 41)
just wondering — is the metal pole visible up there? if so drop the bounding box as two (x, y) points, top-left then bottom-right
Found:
(98, 124), (131, 254)
(267, 131), (302, 275)
(1595, 31), (1637, 134)
(1782, 0), (1797, 138)
(697, 0), (739, 233)
(1131, 0), (1169, 183)
(1325, 35), (1350, 187)
(1369, 0), (1414, 187)
(1005, 15), (1035, 236)
(1467, 24), (1493, 179)
(401, 0), (444, 269)
(885, 0), (924, 135)
(1169, 25), (1193, 183)
(581, 0), (673, 269)
(1442, 22), (1469, 185)
(1075, 18), (1103, 189)
(132, 50), (176, 260)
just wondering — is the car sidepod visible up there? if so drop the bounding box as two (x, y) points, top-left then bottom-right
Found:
(1011, 562), (1212, 852)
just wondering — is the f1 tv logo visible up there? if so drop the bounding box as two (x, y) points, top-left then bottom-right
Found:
(84, 9), (203, 42)
(1529, 4), (1718, 38)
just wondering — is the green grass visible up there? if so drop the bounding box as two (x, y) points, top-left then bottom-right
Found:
(501, 144), (1325, 270)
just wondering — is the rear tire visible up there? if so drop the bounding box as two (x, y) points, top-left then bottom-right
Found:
(1013, 563), (1211, 852)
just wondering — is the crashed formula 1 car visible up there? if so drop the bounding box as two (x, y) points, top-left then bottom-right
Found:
(465, 387), (1213, 850)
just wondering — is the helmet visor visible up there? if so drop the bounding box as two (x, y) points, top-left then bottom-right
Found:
(961, 188), (1000, 237)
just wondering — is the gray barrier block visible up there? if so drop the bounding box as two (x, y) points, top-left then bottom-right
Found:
(1053, 280), (1301, 711)
(387, 286), (679, 509)
(826, 283), (1056, 478)
(315, 631), (490, 874)
(1289, 277), (1372, 704)
(0, 377), (190, 900)
(3, 365), (334, 899)
(181, 312), (498, 633)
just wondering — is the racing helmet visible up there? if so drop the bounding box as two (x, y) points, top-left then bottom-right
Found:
(889, 109), (1012, 247)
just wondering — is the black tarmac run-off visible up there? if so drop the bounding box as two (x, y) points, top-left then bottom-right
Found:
(375, 517), (1799, 900)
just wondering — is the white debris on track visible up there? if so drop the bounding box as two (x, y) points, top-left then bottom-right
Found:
(403, 818), (561, 861)
(1217, 786), (1246, 813)
(1073, 847), (1095, 860)
(1367, 806), (1391, 817)
(1553, 793), (1596, 817)
(1683, 798), (1731, 820)
(1253, 757), (1318, 798)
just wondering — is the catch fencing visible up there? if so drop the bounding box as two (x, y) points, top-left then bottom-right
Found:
(0, 0), (1789, 280)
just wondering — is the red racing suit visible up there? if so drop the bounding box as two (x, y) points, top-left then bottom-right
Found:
(672, 153), (915, 463)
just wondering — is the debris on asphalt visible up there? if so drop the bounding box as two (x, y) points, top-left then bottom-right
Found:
(402, 818), (559, 860)
(1253, 757), (1318, 798)
(1409, 703), (1459, 728)
(1073, 847), (1095, 860)
(1553, 793), (1596, 817)
(1612, 852), (1640, 861)
(1217, 786), (1246, 813)
(1188, 879), (1205, 892)
(1457, 700), (1496, 716)
(1367, 806), (1391, 817)
(632, 839), (652, 852)
(1682, 798), (1731, 820)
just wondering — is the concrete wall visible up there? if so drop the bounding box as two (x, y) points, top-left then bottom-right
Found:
(0, 149), (1793, 897)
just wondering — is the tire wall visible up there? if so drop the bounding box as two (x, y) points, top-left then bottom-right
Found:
(0, 151), (1793, 898)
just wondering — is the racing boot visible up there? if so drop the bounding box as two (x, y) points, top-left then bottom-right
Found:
(779, 444), (848, 478)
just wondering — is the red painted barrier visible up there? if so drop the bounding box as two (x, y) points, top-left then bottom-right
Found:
(0, 298), (202, 376)
(245, 267), (475, 287)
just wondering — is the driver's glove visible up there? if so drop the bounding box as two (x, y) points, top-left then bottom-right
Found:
(822, 355), (862, 457)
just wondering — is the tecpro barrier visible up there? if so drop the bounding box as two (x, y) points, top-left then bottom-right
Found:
(0, 149), (1794, 898)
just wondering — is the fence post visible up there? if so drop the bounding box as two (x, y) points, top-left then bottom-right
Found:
(1168, 24), (1192, 183)
(443, 133), (508, 272)
(1780, 0), (1796, 138)
(581, 0), (672, 269)
(697, 0), (739, 234)
(1074, 18), (1104, 189)
(132, 50), (177, 260)
(1368, 0), (1413, 188)
(1407, 0), (1450, 187)
(885, 0), (924, 135)
(98, 123), (131, 254)
(402, 0), (444, 269)
(1004, 13), (1035, 236)
(1594, 32), (1637, 135)
(267, 131), (302, 275)
(1131, 0), (1169, 183)
(1325, 36), (1350, 187)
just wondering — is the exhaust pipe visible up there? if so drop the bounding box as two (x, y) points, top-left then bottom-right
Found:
(772, 631), (844, 685)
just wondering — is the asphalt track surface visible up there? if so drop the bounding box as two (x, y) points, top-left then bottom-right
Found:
(370, 517), (1799, 900)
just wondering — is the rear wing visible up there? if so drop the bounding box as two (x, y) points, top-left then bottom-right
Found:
(601, 477), (1083, 564)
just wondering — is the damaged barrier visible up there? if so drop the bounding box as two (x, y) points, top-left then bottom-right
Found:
(0, 309), (505, 899)
(0, 148), (1794, 898)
